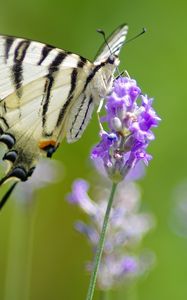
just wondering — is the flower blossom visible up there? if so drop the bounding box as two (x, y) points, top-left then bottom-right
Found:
(91, 76), (161, 182)
(67, 179), (155, 290)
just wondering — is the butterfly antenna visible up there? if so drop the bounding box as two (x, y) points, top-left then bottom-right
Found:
(97, 29), (121, 77)
(0, 181), (18, 210)
(125, 27), (146, 45)
(97, 29), (113, 56)
(115, 28), (146, 80)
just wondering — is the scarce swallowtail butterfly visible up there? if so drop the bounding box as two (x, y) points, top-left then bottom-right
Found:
(0, 23), (128, 208)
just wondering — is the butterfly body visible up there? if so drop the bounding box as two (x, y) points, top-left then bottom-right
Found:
(0, 24), (128, 186)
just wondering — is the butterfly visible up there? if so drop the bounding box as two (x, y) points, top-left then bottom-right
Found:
(0, 23), (128, 208)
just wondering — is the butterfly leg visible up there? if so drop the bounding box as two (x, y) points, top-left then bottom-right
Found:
(115, 71), (124, 79)
(124, 70), (130, 78)
(0, 182), (18, 210)
(115, 70), (130, 80)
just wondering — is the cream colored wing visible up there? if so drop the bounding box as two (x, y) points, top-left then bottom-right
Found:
(94, 23), (128, 63)
(0, 35), (91, 184)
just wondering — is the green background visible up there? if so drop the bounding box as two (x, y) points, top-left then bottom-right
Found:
(0, 0), (187, 299)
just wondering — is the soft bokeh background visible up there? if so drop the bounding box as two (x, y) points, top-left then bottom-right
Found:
(0, 0), (187, 299)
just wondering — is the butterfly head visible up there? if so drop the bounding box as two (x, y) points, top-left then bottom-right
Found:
(107, 54), (120, 66)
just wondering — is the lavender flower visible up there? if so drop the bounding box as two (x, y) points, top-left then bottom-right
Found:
(93, 253), (154, 290)
(67, 179), (155, 290)
(91, 76), (160, 182)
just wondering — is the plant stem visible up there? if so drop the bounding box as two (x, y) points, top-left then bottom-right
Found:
(86, 182), (118, 300)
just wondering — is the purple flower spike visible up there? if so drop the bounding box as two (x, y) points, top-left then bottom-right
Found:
(67, 179), (98, 216)
(68, 178), (155, 290)
(91, 76), (160, 182)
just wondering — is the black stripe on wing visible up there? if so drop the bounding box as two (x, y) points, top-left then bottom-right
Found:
(78, 56), (87, 68)
(83, 62), (105, 92)
(4, 37), (14, 61)
(56, 68), (78, 127)
(0, 116), (10, 130)
(42, 52), (67, 131)
(56, 58), (105, 130)
(74, 96), (93, 138)
(70, 94), (87, 135)
(38, 44), (55, 65)
(12, 40), (30, 98)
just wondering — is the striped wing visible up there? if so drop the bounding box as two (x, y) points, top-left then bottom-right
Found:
(67, 24), (129, 142)
(66, 93), (94, 143)
(0, 37), (83, 99)
(0, 36), (92, 184)
(94, 23), (128, 63)
(0, 23), (128, 193)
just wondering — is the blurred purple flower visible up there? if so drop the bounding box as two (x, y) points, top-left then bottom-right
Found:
(91, 76), (160, 182)
(67, 178), (155, 289)
(86, 254), (139, 290)
(67, 179), (97, 215)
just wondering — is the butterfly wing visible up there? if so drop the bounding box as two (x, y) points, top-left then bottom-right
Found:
(94, 23), (128, 63)
(66, 92), (95, 143)
(0, 23), (128, 186)
(66, 24), (128, 142)
(0, 36), (92, 183)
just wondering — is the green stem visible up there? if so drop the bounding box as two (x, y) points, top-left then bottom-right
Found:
(86, 182), (118, 300)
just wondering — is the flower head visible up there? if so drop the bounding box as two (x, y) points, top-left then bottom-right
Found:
(91, 76), (160, 182)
